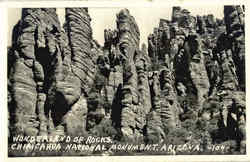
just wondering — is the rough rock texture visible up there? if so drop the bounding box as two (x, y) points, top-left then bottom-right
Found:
(184, 34), (210, 115)
(9, 8), (61, 136)
(8, 6), (245, 156)
(65, 8), (96, 94)
(65, 9), (101, 132)
(146, 6), (245, 153)
(135, 50), (152, 116)
(224, 6), (245, 90)
(9, 8), (95, 138)
(201, 6), (245, 153)
(159, 68), (181, 132)
(87, 53), (109, 130)
(47, 8), (96, 136)
(103, 29), (123, 116)
(116, 9), (142, 141)
(146, 72), (165, 143)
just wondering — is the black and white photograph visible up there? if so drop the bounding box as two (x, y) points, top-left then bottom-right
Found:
(5, 2), (246, 159)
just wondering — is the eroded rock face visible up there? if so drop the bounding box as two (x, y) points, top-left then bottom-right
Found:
(9, 8), (95, 137)
(103, 29), (122, 108)
(146, 72), (165, 143)
(135, 51), (152, 116)
(87, 54), (109, 130)
(200, 6), (245, 153)
(50, 8), (96, 136)
(65, 8), (96, 94)
(146, 6), (245, 152)
(183, 34), (210, 114)
(9, 8), (61, 136)
(224, 6), (245, 90)
(8, 6), (245, 155)
(116, 9), (141, 141)
(159, 69), (181, 132)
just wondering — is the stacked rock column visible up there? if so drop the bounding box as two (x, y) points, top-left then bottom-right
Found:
(224, 6), (245, 90)
(146, 72), (165, 143)
(9, 8), (61, 136)
(116, 9), (142, 141)
(64, 8), (95, 135)
(172, 7), (210, 116)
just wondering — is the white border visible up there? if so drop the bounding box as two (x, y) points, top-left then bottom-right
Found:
(1, 0), (249, 162)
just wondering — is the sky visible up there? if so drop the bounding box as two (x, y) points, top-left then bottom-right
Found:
(8, 6), (224, 47)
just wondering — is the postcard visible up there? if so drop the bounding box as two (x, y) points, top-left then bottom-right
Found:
(2, 0), (249, 161)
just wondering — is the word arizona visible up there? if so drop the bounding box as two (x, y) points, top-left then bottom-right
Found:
(10, 143), (61, 151)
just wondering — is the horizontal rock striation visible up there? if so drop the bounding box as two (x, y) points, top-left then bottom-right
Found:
(8, 6), (245, 156)
(9, 8), (62, 137)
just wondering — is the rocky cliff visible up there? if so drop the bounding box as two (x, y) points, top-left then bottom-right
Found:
(8, 6), (245, 156)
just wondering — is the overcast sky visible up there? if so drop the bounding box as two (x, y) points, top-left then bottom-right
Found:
(8, 6), (224, 47)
